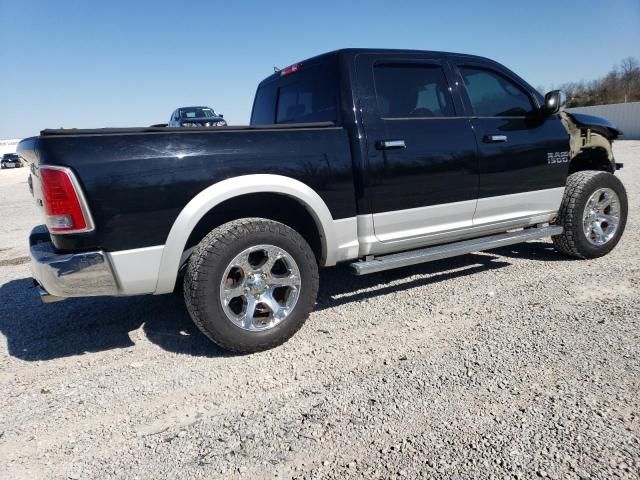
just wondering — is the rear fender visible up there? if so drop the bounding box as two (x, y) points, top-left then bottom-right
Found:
(154, 174), (358, 294)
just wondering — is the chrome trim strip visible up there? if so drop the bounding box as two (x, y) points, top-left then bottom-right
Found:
(376, 139), (406, 149)
(486, 134), (508, 142)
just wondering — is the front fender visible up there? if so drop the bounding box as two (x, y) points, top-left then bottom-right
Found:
(565, 112), (622, 140)
(561, 112), (617, 172)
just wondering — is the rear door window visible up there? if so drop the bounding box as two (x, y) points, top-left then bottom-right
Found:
(373, 64), (455, 118)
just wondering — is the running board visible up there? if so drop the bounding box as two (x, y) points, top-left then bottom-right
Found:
(350, 225), (563, 275)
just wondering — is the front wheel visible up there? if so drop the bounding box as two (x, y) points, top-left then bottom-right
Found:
(552, 171), (628, 259)
(184, 218), (319, 353)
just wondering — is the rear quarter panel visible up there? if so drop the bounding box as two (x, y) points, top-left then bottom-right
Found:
(37, 128), (356, 252)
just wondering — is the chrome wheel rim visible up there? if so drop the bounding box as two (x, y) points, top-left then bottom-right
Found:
(583, 187), (621, 246)
(219, 244), (301, 331)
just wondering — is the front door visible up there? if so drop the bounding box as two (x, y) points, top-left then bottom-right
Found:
(356, 54), (479, 244)
(452, 61), (570, 226)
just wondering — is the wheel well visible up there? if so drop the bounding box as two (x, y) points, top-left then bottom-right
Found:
(568, 147), (614, 174)
(184, 193), (324, 264)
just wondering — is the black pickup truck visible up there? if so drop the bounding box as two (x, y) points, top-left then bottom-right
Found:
(19, 48), (628, 353)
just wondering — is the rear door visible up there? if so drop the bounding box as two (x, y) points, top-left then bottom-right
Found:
(355, 53), (479, 243)
(451, 59), (570, 226)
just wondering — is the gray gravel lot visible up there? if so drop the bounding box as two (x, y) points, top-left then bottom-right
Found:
(0, 142), (639, 479)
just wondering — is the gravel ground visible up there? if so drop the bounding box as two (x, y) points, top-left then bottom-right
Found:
(0, 142), (639, 480)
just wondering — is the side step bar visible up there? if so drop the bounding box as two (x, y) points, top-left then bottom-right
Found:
(350, 225), (563, 275)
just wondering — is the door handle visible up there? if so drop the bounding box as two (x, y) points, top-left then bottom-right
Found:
(483, 134), (508, 143)
(375, 139), (406, 150)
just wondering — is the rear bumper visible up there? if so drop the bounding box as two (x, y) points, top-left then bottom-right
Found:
(30, 225), (119, 302)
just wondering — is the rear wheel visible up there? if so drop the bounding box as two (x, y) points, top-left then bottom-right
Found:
(184, 218), (319, 353)
(552, 171), (627, 259)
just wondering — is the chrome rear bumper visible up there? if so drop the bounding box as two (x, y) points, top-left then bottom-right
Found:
(30, 225), (119, 302)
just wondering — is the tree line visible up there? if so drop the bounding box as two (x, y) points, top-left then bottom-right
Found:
(540, 57), (640, 108)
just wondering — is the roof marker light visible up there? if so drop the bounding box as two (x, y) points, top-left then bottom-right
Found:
(280, 63), (302, 77)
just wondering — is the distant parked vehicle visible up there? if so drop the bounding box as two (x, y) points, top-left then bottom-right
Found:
(168, 106), (227, 127)
(1, 153), (24, 169)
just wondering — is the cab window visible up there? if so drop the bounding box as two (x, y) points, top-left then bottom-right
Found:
(251, 59), (339, 125)
(373, 64), (455, 118)
(275, 62), (338, 124)
(459, 66), (534, 117)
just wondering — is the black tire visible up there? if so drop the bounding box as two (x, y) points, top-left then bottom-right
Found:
(184, 218), (319, 353)
(552, 171), (628, 259)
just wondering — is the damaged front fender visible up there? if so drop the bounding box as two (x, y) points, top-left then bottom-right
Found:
(560, 111), (620, 172)
(565, 112), (623, 140)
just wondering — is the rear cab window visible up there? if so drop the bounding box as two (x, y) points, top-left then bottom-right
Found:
(251, 57), (339, 125)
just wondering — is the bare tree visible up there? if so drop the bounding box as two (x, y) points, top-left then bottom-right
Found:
(556, 57), (640, 107)
(618, 57), (640, 102)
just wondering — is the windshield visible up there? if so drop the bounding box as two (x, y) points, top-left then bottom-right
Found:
(180, 107), (217, 119)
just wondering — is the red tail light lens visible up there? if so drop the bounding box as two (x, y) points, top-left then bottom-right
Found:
(40, 166), (93, 233)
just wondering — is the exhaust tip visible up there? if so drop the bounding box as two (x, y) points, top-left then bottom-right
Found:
(35, 283), (65, 303)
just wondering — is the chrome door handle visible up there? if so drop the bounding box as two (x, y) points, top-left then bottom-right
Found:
(483, 134), (508, 143)
(375, 139), (406, 150)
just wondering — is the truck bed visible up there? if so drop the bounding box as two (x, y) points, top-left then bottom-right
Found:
(21, 122), (357, 254)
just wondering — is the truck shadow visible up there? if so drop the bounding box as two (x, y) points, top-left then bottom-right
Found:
(0, 278), (228, 361)
(315, 241), (572, 311)
(0, 243), (566, 361)
(487, 241), (578, 263)
(314, 251), (510, 311)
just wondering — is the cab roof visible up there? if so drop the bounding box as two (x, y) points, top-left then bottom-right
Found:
(259, 47), (499, 85)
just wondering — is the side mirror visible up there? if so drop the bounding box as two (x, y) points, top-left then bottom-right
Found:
(543, 90), (566, 114)
(219, 113), (224, 118)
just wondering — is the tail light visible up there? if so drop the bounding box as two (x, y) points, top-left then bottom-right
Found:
(40, 166), (94, 233)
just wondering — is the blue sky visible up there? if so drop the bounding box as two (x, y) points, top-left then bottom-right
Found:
(1, 0), (639, 139)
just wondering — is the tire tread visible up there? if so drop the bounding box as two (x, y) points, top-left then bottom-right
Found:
(184, 218), (319, 353)
(552, 171), (627, 259)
